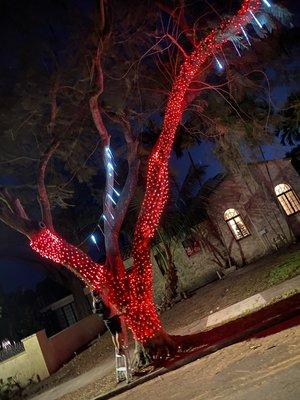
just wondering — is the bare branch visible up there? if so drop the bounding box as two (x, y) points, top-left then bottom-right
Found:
(0, 156), (38, 165)
(0, 189), (38, 237)
(156, 0), (196, 47)
(113, 148), (140, 235)
(99, 0), (106, 33)
(89, 49), (110, 146)
(48, 76), (60, 135)
(166, 33), (187, 58)
(111, 115), (140, 234)
(37, 138), (60, 230)
(90, 95), (110, 146)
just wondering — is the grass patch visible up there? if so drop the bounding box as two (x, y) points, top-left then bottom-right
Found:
(268, 254), (300, 286)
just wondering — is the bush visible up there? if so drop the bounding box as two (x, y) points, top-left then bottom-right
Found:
(268, 257), (300, 286)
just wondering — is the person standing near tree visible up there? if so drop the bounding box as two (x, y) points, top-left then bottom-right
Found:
(92, 290), (124, 353)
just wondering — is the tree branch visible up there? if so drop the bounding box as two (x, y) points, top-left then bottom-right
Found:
(29, 228), (110, 289)
(100, 112), (140, 235)
(89, 49), (110, 146)
(0, 189), (39, 237)
(156, 0), (196, 47)
(48, 76), (59, 135)
(37, 138), (60, 230)
(166, 33), (188, 58)
(111, 115), (139, 234)
(37, 77), (61, 230)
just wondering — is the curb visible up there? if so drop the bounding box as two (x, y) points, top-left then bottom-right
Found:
(93, 293), (300, 400)
(172, 275), (300, 335)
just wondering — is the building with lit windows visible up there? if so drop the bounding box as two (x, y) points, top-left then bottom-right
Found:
(145, 157), (300, 304)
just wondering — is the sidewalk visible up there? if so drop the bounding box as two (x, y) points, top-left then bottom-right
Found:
(30, 275), (300, 400)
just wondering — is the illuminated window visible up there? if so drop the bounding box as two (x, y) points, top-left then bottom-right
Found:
(275, 183), (300, 216)
(224, 208), (250, 240)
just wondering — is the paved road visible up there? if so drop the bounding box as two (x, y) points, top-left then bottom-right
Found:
(112, 320), (300, 400)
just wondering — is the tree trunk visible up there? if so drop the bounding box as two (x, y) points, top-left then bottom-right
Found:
(160, 239), (178, 308)
(164, 257), (178, 307)
(132, 340), (152, 370)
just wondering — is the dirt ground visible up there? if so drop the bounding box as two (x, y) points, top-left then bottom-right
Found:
(26, 243), (300, 400)
(162, 242), (300, 332)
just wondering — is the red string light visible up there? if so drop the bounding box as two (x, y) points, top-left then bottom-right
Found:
(30, 1), (263, 344)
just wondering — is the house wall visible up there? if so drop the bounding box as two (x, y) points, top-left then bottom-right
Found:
(125, 220), (225, 306)
(0, 332), (50, 386)
(127, 159), (300, 305)
(40, 314), (105, 374)
(254, 159), (300, 238)
(207, 159), (298, 266)
(0, 314), (105, 385)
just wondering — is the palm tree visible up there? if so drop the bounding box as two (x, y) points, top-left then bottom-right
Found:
(276, 92), (300, 145)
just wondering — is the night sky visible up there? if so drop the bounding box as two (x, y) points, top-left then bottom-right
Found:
(0, 0), (299, 293)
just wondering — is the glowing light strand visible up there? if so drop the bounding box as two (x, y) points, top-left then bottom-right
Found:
(262, 0), (271, 7)
(231, 40), (242, 57)
(240, 25), (251, 45)
(250, 10), (263, 28)
(215, 56), (224, 70)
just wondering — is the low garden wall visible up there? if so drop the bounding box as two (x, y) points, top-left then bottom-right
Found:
(0, 314), (105, 386)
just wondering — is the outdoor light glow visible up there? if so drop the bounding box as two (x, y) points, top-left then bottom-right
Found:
(240, 25), (251, 45)
(130, 0), (263, 342)
(113, 187), (120, 197)
(102, 214), (108, 221)
(107, 194), (117, 205)
(262, 0), (271, 7)
(105, 146), (112, 157)
(215, 56), (224, 70)
(231, 40), (242, 57)
(91, 234), (97, 244)
(250, 10), (263, 28)
(107, 162), (114, 170)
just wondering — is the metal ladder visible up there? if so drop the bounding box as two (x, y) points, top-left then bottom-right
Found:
(115, 348), (132, 384)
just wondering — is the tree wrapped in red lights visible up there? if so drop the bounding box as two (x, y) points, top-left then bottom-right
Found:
(0, 0), (287, 357)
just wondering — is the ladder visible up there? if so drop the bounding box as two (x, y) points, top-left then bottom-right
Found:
(115, 348), (132, 384)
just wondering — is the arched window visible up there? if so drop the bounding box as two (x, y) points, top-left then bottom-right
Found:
(275, 183), (300, 216)
(224, 208), (250, 240)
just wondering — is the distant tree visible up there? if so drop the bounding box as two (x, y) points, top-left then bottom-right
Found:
(286, 145), (300, 175)
(0, 289), (41, 342)
(276, 92), (300, 145)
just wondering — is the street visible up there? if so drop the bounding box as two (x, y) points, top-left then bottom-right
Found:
(111, 319), (300, 400)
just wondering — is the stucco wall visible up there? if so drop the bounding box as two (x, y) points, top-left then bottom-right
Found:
(133, 159), (300, 305)
(40, 314), (106, 374)
(207, 159), (298, 266)
(0, 332), (50, 386)
(125, 220), (224, 306)
(153, 220), (226, 302)
(0, 314), (105, 385)
(255, 159), (300, 238)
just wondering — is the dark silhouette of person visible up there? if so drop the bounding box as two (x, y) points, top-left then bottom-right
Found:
(92, 291), (123, 352)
